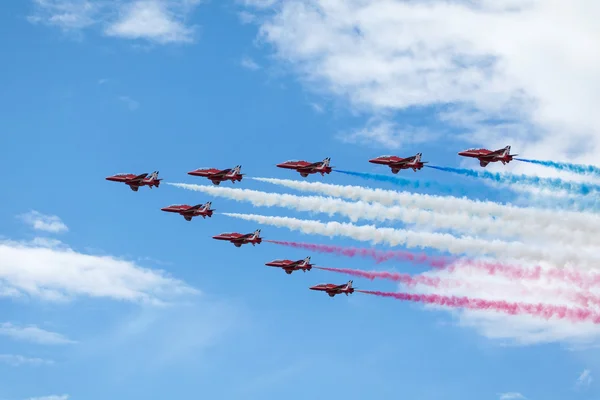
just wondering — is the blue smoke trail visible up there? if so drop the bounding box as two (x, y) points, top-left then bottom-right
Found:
(333, 170), (468, 196)
(515, 158), (600, 177)
(425, 165), (600, 196)
(530, 195), (600, 213)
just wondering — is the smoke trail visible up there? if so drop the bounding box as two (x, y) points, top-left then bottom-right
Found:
(426, 165), (600, 196)
(333, 170), (466, 195)
(314, 266), (450, 288)
(252, 177), (600, 238)
(268, 239), (600, 292)
(266, 240), (453, 267)
(516, 158), (600, 177)
(317, 266), (600, 308)
(223, 213), (600, 268)
(168, 182), (585, 243)
(357, 290), (600, 324)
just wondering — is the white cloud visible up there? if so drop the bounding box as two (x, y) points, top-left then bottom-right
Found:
(338, 116), (439, 149)
(0, 354), (54, 366)
(243, 0), (600, 344)
(118, 95), (140, 110)
(241, 56), (261, 70)
(499, 393), (527, 400)
(27, 395), (69, 400)
(241, 0), (280, 8)
(18, 211), (68, 234)
(105, 0), (197, 44)
(310, 103), (323, 113)
(0, 322), (75, 345)
(28, 0), (99, 30)
(243, 0), (600, 163)
(28, 0), (203, 44)
(77, 300), (243, 380)
(407, 260), (600, 345)
(576, 369), (592, 388)
(238, 11), (256, 24)
(0, 237), (197, 304)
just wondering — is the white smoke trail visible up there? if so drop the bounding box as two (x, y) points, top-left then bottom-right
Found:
(252, 177), (600, 238)
(169, 182), (594, 246)
(222, 212), (600, 269)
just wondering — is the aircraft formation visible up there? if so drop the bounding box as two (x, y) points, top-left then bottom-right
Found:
(105, 145), (517, 298)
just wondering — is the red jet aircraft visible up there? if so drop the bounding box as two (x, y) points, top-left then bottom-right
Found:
(369, 153), (427, 173)
(187, 165), (243, 185)
(458, 145), (518, 167)
(276, 157), (333, 177)
(161, 202), (214, 221)
(310, 280), (354, 297)
(265, 256), (313, 274)
(105, 171), (161, 191)
(212, 229), (262, 247)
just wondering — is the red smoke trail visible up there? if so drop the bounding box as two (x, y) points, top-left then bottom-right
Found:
(267, 240), (600, 290)
(265, 240), (452, 267)
(452, 262), (600, 290)
(316, 266), (600, 308)
(265, 240), (600, 289)
(317, 267), (600, 308)
(357, 290), (600, 324)
(314, 266), (464, 289)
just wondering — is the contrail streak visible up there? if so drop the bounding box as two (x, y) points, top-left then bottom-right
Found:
(333, 169), (465, 195)
(516, 158), (600, 177)
(314, 266), (448, 288)
(268, 239), (600, 291)
(266, 240), (453, 267)
(317, 266), (600, 308)
(426, 165), (600, 196)
(357, 290), (600, 324)
(223, 213), (600, 268)
(169, 182), (595, 245)
(251, 177), (600, 239)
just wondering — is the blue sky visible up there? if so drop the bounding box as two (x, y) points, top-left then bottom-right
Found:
(1, 1), (600, 399)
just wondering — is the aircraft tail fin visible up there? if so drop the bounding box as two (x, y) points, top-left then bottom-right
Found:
(252, 229), (261, 239)
(346, 280), (353, 289)
(414, 153), (422, 162)
(303, 256), (311, 265)
(503, 145), (511, 156)
(323, 157), (331, 167)
(203, 201), (212, 210)
(149, 171), (161, 181)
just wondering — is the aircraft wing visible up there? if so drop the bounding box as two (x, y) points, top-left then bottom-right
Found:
(230, 234), (251, 242)
(181, 205), (202, 213)
(296, 162), (321, 171)
(390, 157), (413, 165)
(129, 173), (149, 182)
(209, 169), (231, 177)
(480, 148), (505, 158)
